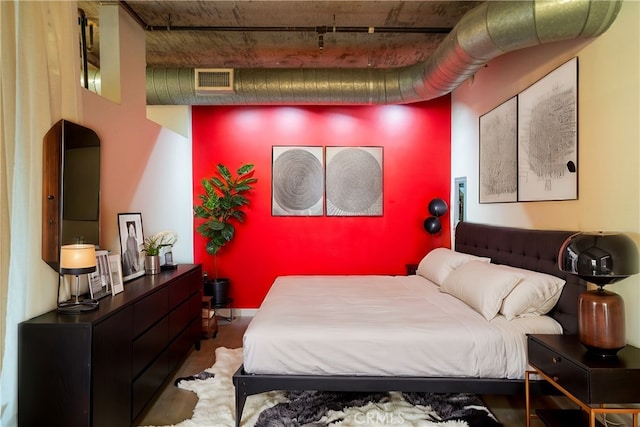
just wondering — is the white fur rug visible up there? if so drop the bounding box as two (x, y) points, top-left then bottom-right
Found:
(144, 347), (498, 427)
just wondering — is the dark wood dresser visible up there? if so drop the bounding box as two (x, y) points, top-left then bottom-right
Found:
(18, 264), (202, 427)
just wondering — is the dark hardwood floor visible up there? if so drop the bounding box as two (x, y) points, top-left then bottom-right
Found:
(137, 316), (572, 427)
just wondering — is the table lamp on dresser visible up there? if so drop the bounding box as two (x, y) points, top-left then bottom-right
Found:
(57, 244), (99, 314)
(559, 231), (639, 356)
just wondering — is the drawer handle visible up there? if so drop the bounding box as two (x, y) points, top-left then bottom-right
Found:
(552, 357), (561, 363)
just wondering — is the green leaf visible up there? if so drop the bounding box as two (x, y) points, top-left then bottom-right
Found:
(237, 163), (254, 175)
(221, 224), (235, 241)
(202, 178), (214, 194)
(210, 177), (224, 190)
(207, 220), (225, 231)
(217, 164), (232, 181)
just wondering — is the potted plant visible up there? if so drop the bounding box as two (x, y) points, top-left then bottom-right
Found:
(141, 231), (178, 274)
(194, 163), (257, 305)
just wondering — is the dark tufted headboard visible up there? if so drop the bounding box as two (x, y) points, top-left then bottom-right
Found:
(454, 222), (585, 335)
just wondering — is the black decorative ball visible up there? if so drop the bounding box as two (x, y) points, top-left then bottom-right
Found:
(428, 198), (448, 217)
(423, 216), (441, 234)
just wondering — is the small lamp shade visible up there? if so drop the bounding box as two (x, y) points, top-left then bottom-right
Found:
(60, 244), (97, 275)
(559, 232), (639, 356)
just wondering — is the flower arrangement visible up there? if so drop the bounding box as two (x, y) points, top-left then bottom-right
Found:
(141, 231), (178, 256)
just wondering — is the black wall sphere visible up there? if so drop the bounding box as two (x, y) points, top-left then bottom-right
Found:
(423, 217), (441, 234)
(428, 198), (448, 217)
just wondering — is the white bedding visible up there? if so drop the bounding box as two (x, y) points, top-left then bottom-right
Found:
(243, 274), (562, 379)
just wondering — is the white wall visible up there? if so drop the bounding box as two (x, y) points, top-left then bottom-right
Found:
(81, 5), (194, 264)
(451, 2), (640, 346)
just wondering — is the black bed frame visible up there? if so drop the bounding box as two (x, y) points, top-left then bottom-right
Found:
(232, 222), (585, 426)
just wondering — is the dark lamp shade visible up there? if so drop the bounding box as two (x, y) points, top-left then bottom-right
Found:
(60, 244), (97, 275)
(559, 232), (639, 286)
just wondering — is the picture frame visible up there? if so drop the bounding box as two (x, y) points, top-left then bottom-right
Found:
(272, 146), (324, 216)
(517, 57), (578, 201)
(109, 254), (124, 295)
(88, 249), (111, 300)
(117, 212), (145, 282)
(325, 146), (383, 216)
(479, 96), (518, 203)
(454, 176), (467, 226)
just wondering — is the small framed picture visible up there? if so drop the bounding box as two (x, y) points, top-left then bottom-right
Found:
(117, 212), (145, 282)
(109, 254), (124, 295)
(89, 250), (111, 300)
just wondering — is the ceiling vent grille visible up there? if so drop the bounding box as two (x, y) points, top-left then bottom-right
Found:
(195, 68), (234, 94)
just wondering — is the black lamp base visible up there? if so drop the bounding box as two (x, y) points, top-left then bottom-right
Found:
(57, 299), (99, 314)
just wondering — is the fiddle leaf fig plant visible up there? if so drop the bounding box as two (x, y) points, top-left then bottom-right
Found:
(194, 163), (257, 277)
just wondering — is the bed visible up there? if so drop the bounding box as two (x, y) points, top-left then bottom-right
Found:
(233, 222), (585, 425)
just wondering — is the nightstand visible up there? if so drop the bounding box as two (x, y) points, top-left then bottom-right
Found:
(526, 334), (640, 427)
(201, 295), (218, 338)
(405, 263), (418, 275)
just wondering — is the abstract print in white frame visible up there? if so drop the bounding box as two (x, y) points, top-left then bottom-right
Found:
(326, 146), (383, 216)
(518, 57), (578, 202)
(272, 146), (324, 216)
(479, 96), (518, 203)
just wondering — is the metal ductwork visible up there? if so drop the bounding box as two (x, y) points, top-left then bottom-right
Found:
(146, 0), (622, 106)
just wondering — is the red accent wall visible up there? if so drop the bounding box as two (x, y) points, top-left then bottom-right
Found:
(192, 98), (451, 308)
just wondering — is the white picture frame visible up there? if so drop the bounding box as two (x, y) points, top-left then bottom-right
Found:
(517, 57), (578, 201)
(89, 250), (111, 300)
(479, 96), (518, 203)
(272, 146), (324, 216)
(117, 212), (145, 282)
(109, 254), (124, 295)
(326, 146), (383, 216)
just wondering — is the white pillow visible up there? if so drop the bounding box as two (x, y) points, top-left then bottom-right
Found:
(440, 261), (524, 320)
(498, 265), (566, 320)
(416, 248), (491, 286)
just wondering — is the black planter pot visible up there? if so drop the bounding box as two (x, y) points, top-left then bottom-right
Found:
(204, 278), (230, 306)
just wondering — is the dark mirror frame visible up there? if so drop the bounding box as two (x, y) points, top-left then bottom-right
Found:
(42, 119), (101, 271)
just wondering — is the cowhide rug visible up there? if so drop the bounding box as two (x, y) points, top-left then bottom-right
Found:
(145, 347), (502, 427)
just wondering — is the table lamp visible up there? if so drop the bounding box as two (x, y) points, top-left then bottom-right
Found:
(57, 244), (99, 314)
(559, 232), (639, 356)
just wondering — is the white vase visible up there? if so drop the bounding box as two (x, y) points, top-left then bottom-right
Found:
(145, 255), (161, 274)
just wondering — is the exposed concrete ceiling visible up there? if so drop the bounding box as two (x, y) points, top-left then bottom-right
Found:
(77, 1), (622, 105)
(78, 1), (482, 70)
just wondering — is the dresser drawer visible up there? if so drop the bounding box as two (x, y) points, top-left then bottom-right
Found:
(132, 317), (169, 378)
(168, 269), (200, 309)
(133, 287), (168, 337)
(528, 337), (589, 402)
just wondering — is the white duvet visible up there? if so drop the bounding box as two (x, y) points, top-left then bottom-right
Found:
(243, 275), (562, 379)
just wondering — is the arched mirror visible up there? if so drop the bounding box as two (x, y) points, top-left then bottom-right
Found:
(42, 119), (101, 271)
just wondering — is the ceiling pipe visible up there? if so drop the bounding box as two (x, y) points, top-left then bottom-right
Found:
(145, 0), (622, 106)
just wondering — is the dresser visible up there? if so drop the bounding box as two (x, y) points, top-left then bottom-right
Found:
(18, 264), (202, 427)
(526, 334), (640, 427)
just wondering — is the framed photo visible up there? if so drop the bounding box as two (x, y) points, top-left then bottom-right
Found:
(326, 146), (383, 216)
(109, 254), (124, 295)
(88, 249), (111, 300)
(518, 57), (578, 201)
(272, 146), (324, 216)
(117, 212), (145, 282)
(454, 176), (467, 226)
(479, 96), (518, 203)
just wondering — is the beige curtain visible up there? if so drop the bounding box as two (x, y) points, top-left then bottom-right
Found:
(1, 2), (80, 425)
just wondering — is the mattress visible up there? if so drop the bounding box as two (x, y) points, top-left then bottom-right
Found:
(243, 275), (562, 379)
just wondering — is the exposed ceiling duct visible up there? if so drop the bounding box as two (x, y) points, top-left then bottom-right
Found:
(145, 0), (622, 106)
